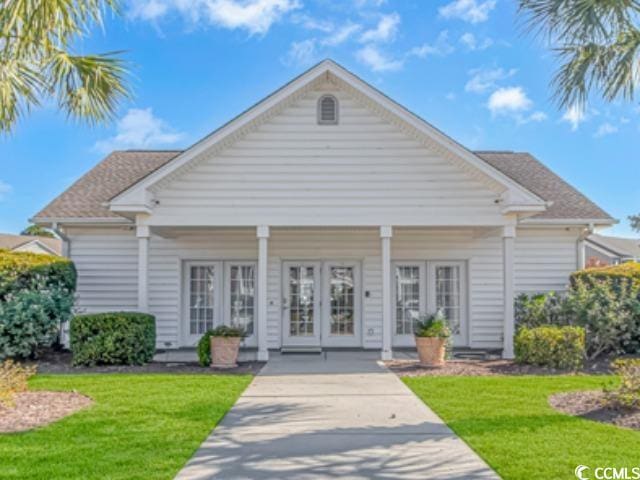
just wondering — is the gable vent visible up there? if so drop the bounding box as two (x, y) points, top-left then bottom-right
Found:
(318, 95), (338, 125)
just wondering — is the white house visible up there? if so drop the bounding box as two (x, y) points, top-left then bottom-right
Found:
(32, 60), (614, 360)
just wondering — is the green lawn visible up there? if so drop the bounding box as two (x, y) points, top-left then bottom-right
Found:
(404, 375), (640, 480)
(0, 374), (252, 480)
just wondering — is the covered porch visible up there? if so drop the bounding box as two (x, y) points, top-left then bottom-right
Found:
(134, 222), (517, 360)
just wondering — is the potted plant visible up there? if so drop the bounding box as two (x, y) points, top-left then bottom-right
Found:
(206, 325), (245, 368)
(414, 312), (451, 366)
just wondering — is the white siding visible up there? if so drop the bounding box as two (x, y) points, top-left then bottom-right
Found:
(66, 227), (138, 313)
(150, 82), (505, 227)
(515, 227), (580, 293)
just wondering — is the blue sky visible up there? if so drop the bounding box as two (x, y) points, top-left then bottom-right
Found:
(1, 0), (638, 236)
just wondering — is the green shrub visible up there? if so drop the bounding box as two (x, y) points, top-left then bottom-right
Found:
(70, 312), (156, 366)
(571, 263), (640, 290)
(0, 250), (76, 359)
(515, 326), (585, 370)
(197, 325), (245, 366)
(414, 313), (451, 338)
(515, 291), (568, 329)
(604, 358), (640, 410)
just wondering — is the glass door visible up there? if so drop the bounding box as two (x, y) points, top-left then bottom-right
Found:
(225, 262), (257, 346)
(393, 263), (426, 347)
(183, 261), (222, 346)
(428, 261), (467, 346)
(322, 262), (361, 347)
(282, 262), (321, 347)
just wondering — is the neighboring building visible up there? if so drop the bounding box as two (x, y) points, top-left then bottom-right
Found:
(0, 233), (62, 256)
(32, 60), (615, 359)
(585, 234), (640, 266)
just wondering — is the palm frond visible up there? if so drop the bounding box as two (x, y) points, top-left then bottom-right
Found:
(0, 56), (45, 133)
(46, 49), (130, 124)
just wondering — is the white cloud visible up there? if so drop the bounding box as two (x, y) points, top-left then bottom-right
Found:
(0, 180), (12, 202)
(356, 45), (403, 72)
(465, 67), (517, 93)
(291, 13), (333, 32)
(322, 22), (362, 46)
(594, 122), (618, 138)
(562, 104), (586, 131)
(445, 92), (456, 101)
(409, 31), (454, 58)
(487, 86), (533, 115)
(282, 39), (317, 66)
(354, 0), (387, 8)
(94, 108), (184, 153)
(129, 0), (300, 35)
(528, 111), (548, 122)
(439, 0), (496, 23)
(459, 32), (492, 51)
(359, 12), (400, 43)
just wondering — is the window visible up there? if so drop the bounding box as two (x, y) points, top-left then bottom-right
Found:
(329, 266), (355, 335)
(228, 264), (255, 335)
(434, 265), (462, 335)
(395, 265), (422, 335)
(318, 95), (338, 124)
(189, 265), (217, 335)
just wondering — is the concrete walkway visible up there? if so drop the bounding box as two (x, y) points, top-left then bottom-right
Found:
(175, 352), (499, 480)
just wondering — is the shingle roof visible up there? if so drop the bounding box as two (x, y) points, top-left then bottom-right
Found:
(475, 151), (613, 221)
(33, 149), (613, 223)
(587, 234), (640, 259)
(0, 234), (62, 255)
(33, 150), (180, 219)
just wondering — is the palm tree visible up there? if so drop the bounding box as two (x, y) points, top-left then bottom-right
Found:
(519, 0), (640, 109)
(0, 0), (129, 134)
(519, 1), (640, 234)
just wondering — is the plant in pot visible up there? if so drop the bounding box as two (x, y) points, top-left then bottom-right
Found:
(198, 325), (246, 368)
(414, 312), (451, 367)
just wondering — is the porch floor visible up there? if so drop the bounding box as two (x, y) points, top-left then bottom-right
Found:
(174, 351), (498, 479)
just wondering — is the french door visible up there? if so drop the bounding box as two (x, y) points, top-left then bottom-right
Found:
(183, 260), (257, 347)
(282, 262), (322, 347)
(322, 261), (361, 347)
(393, 261), (467, 347)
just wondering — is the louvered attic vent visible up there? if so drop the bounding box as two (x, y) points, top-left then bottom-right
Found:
(317, 95), (338, 125)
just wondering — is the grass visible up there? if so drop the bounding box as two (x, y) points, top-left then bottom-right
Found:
(0, 374), (252, 480)
(404, 375), (640, 480)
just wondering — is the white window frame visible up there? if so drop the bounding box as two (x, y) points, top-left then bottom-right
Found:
(392, 260), (468, 347)
(224, 261), (258, 347)
(322, 260), (362, 347)
(182, 261), (223, 347)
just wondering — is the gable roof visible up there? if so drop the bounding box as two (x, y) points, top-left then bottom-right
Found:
(108, 59), (545, 211)
(0, 233), (62, 255)
(587, 234), (640, 259)
(33, 149), (613, 224)
(476, 151), (613, 221)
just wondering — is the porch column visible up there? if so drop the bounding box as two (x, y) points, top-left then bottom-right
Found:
(380, 226), (393, 360)
(502, 225), (516, 359)
(136, 224), (150, 312)
(257, 226), (270, 362)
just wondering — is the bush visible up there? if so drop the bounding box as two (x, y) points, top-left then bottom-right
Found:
(197, 325), (245, 367)
(604, 358), (640, 410)
(515, 291), (568, 329)
(0, 250), (76, 360)
(0, 359), (36, 408)
(70, 312), (156, 366)
(414, 312), (451, 338)
(571, 263), (640, 290)
(515, 326), (585, 370)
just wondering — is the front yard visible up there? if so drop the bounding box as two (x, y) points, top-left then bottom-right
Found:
(405, 375), (640, 480)
(0, 374), (251, 480)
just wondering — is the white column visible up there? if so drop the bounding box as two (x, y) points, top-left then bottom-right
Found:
(257, 225), (270, 362)
(380, 226), (393, 361)
(577, 238), (586, 270)
(137, 224), (150, 312)
(502, 225), (516, 359)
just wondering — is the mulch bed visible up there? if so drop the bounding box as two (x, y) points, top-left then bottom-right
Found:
(386, 358), (611, 377)
(29, 350), (264, 375)
(549, 390), (640, 431)
(0, 391), (93, 433)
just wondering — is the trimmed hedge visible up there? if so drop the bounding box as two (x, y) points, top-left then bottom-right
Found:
(0, 250), (76, 359)
(70, 312), (156, 366)
(515, 326), (585, 370)
(571, 263), (640, 289)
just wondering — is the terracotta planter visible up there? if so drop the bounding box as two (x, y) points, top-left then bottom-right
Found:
(210, 336), (241, 368)
(415, 337), (447, 366)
